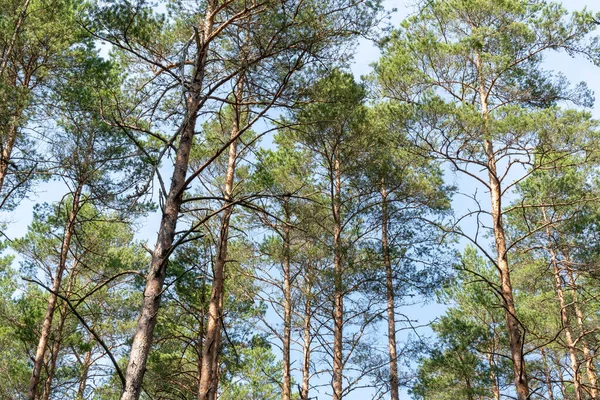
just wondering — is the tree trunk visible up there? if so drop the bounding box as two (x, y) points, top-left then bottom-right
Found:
(476, 52), (528, 398)
(332, 156), (343, 400)
(282, 198), (292, 400)
(488, 350), (500, 400)
(541, 347), (555, 400)
(542, 208), (582, 400)
(41, 266), (78, 400)
(27, 183), (83, 400)
(196, 270), (207, 398)
(301, 267), (312, 400)
(565, 262), (599, 398)
(0, 113), (21, 196)
(120, 4), (216, 399)
(380, 182), (399, 400)
(197, 79), (241, 400)
(77, 345), (93, 399)
(0, 0), (31, 76)
(557, 359), (569, 400)
(485, 138), (529, 400)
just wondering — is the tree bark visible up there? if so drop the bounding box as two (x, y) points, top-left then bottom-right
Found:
(380, 181), (399, 400)
(27, 183), (83, 400)
(332, 156), (343, 400)
(197, 78), (241, 400)
(120, 4), (216, 399)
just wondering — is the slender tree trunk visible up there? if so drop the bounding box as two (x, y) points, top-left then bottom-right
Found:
(557, 359), (569, 400)
(484, 139), (528, 400)
(0, 0), (31, 195)
(565, 262), (599, 398)
(301, 269), (312, 400)
(196, 273), (206, 398)
(41, 266), (78, 400)
(488, 350), (500, 400)
(380, 181), (399, 400)
(0, 113), (21, 195)
(476, 52), (528, 398)
(27, 184), (83, 400)
(0, 0), (31, 76)
(120, 5), (216, 399)
(542, 208), (582, 400)
(197, 79), (241, 400)
(541, 347), (555, 400)
(41, 308), (65, 400)
(282, 198), (292, 400)
(76, 345), (93, 399)
(332, 156), (343, 400)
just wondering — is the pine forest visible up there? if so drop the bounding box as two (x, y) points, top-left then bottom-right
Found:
(3, 0), (600, 399)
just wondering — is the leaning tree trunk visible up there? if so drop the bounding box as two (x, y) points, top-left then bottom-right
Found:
(27, 183), (83, 400)
(120, 4), (216, 399)
(380, 181), (399, 400)
(197, 80), (242, 400)
(332, 156), (344, 400)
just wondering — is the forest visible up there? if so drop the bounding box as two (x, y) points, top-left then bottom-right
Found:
(3, 0), (600, 398)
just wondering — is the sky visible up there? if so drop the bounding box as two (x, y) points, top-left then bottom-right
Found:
(3, 0), (600, 399)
